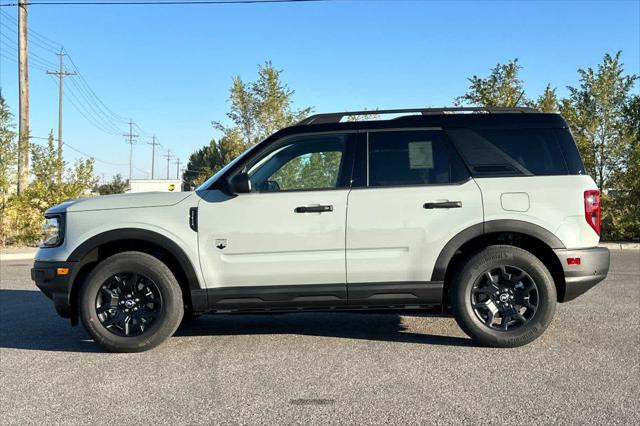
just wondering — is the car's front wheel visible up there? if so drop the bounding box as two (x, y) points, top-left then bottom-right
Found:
(451, 245), (557, 347)
(79, 251), (184, 352)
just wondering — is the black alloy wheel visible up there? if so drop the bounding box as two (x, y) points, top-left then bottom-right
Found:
(95, 272), (163, 337)
(471, 265), (539, 331)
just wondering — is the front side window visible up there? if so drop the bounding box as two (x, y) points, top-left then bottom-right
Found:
(246, 134), (349, 192)
(367, 130), (469, 187)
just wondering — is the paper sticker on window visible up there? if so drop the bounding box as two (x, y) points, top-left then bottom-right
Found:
(408, 141), (433, 169)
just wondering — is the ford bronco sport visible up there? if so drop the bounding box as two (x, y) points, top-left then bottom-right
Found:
(32, 107), (610, 352)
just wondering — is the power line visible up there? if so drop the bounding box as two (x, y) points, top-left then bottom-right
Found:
(1, 6), (162, 180)
(2, 20), (127, 135)
(0, 36), (56, 69)
(2, 10), (130, 135)
(63, 141), (126, 166)
(0, 19), (60, 55)
(49, 75), (121, 135)
(66, 75), (124, 133)
(0, 9), (61, 51)
(0, 1), (334, 6)
(133, 122), (154, 138)
(29, 136), (147, 174)
(65, 53), (128, 125)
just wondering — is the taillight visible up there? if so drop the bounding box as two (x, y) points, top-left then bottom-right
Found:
(584, 190), (601, 235)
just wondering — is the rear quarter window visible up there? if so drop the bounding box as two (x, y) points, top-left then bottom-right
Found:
(447, 128), (583, 177)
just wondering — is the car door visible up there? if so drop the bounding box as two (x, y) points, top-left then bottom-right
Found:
(346, 129), (483, 305)
(197, 132), (356, 308)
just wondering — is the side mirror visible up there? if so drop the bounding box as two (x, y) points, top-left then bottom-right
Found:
(228, 172), (252, 194)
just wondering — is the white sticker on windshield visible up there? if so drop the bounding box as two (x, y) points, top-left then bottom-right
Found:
(408, 141), (433, 169)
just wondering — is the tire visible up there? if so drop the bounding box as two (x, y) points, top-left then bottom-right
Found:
(451, 245), (556, 348)
(79, 251), (184, 352)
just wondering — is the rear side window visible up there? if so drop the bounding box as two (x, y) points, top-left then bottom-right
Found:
(368, 130), (469, 186)
(447, 128), (579, 177)
(555, 129), (586, 175)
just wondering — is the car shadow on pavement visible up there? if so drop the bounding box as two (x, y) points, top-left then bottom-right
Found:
(0, 289), (101, 353)
(176, 312), (476, 347)
(0, 289), (474, 352)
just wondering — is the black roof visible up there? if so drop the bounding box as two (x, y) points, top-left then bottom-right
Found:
(274, 108), (568, 139)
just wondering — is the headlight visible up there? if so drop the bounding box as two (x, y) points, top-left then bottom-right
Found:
(40, 216), (62, 247)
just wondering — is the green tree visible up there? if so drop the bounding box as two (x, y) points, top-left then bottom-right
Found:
(0, 95), (17, 245)
(0, 94), (16, 197)
(3, 134), (97, 245)
(184, 130), (247, 188)
(603, 95), (640, 240)
(559, 51), (638, 190)
(213, 61), (312, 146)
(95, 174), (129, 195)
(30, 132), (63, 186)
(64, 158), (98, 197)
(456, 59), (529, 107)
(185, 62), (313, 188)
(536, 84), (559, 112)
(271, 151), (342, 190)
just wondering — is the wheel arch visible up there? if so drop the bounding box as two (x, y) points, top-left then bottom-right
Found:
(66, 228), (203, 325)
(434, 220), (567, 306)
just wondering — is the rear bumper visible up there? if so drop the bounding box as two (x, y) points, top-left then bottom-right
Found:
(31, 261), (76, 318)
(554, 247), (610, 302)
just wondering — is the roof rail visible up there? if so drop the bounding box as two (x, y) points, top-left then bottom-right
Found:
(296, 107), (540, 125)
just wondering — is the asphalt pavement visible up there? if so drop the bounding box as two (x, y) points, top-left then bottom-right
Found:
(1, 250), (638, 425)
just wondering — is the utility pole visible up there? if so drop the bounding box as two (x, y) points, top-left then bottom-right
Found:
(174, 158), (181, 180)
(147, 135), (160, 179)
(163, 149), (172, 180)
(17, 1), (29, 194)
(122, 120), (139, 183)
(47, 48), (76, 183)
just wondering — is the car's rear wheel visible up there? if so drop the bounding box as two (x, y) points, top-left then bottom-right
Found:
(79, 251), (183, 352)
(451, 245), (556, 347)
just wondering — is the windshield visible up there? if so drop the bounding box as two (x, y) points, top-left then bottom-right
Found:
(195, 143), (261, 191)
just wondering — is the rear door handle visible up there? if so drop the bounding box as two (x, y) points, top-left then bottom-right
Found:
(423, 201), (462, 209)
(294, 205), (333, 213)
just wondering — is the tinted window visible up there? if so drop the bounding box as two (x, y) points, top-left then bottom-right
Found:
(555, 129), (586, 175)
(447, 128), (570, 176)
(247, 135), (348, 192)
(368, 130), (469, 187)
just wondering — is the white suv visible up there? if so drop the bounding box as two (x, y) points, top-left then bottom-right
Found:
(32, 107), (610, 352)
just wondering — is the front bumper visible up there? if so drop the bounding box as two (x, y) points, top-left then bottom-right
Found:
(31, 261), (76, 318)
(554, 247), (610, 302)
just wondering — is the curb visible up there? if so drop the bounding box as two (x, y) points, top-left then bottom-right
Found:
(0, 252), (36, 261)
(599, 242), (640, 251)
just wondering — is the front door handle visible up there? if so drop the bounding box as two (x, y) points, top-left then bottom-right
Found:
(294, 205), (333, 213)
(423, 201), (462, 209)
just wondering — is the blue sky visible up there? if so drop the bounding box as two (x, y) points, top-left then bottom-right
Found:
(1, 0), (639, 181)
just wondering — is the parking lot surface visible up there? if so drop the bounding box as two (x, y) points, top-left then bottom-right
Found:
(1, 250), (638, 425)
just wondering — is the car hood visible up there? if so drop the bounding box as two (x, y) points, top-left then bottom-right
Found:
(46, 192), (194, 214)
